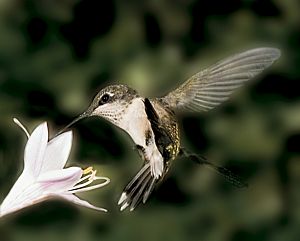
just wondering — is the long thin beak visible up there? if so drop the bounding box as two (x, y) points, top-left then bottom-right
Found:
(54, 111), (90, 137)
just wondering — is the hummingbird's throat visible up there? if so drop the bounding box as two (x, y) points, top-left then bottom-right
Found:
(116, 98), (149, 142)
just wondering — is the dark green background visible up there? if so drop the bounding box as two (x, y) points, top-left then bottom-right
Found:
(0, 1), (299, 241)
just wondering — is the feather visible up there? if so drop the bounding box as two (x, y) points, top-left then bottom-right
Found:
(118, 163), (159, 211)
(162, 48), (281, 112)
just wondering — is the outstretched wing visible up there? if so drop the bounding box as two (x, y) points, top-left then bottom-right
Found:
(161, 48), (281, 112)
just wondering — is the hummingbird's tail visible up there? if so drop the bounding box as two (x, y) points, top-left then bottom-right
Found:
(118, 163), (159, 211)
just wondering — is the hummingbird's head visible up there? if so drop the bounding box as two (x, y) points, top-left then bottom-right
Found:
(87, 84), (139, 124)
(59, 84), (139, 133)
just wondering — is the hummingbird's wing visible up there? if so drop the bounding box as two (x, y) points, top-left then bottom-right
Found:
(144, 98), (173, 157)
(161, 48), (281, 112)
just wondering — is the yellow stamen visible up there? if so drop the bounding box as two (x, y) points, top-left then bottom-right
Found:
(83, 166), (93, 175)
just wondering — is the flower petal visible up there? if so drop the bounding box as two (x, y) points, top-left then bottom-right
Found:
(60, 194), (107, 212)
(41, 131), (72, 173)
(37, 167), (82, 192)
(24, 122), (48, 177)
(0, 173), (44, 217)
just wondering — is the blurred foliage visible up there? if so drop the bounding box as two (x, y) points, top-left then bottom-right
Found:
(0, 0), (300, 241)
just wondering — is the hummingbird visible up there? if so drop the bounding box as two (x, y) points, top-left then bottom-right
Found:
(60, 47), (280, 211)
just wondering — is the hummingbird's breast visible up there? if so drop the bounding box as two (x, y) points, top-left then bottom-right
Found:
(117, 96), (180, 173)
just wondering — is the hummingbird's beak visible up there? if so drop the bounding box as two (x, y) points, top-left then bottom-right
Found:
(54, 110), (91, 137)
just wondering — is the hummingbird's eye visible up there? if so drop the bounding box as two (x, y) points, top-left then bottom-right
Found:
(99, 93), (110, 105)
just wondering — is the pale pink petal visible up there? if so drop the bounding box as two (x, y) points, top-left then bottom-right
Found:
(0, 177), (44, 217)
(60, 194), (107, 212)
(24, 122), (48, 177)
(37, 167), (82, 192)
(0, 172), (32, 216)
(41, 131), (72, 173)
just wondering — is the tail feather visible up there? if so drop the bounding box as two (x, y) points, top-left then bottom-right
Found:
(118, 163), (158, 211)
(143, 178), (156, 203)
(130, 174), (152, 211)
(126, 167), (151, 203)
(118, 165), (150, 207)
(124, 164), (150, 194)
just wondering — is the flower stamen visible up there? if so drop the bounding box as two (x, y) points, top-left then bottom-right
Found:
(69, 178), (110, 194)
(13, 118), (30, 139)
(74, 167), (96, 187)
(83, 166), (93, 175)
(69, 174), (110, 194)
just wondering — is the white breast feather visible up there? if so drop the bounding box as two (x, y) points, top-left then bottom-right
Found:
(119, 98), (164, 178)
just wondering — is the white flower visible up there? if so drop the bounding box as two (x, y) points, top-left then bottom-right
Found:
(0, 119), (110, 217)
